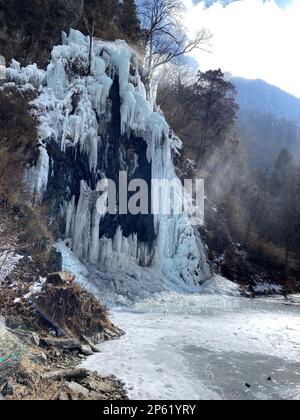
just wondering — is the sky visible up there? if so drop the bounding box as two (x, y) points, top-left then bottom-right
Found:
(182, 0), (300, 97)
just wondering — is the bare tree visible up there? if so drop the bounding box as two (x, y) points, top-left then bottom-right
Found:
(137, 0), (211, 80)
(156, 62), (195, 106)
(84, 16), (95, 75)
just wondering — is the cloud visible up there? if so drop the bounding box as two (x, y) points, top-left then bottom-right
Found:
(183, 0), (300, 97)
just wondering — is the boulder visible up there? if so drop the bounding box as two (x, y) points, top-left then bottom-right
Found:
(67, 381), (89, 397)
(80, 345), (93, 356)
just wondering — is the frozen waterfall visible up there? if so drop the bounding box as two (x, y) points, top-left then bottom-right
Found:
(5, 29), (211, 296)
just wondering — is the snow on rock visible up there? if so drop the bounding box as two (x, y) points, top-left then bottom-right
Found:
(6, 59), (46, 89)
(7, 29), (210, 297)
(200, 275), (242, 297)
(23, 277), (46, 300)
(0, 252), (22, 282)
(252, 282), (283, 295)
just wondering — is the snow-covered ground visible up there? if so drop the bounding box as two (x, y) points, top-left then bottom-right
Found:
(82, 293), (300, 400)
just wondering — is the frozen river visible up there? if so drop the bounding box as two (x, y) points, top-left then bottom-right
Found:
(82, 293), (300, 400)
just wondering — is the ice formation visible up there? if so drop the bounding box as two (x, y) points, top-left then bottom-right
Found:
(5, 29), (210, 294)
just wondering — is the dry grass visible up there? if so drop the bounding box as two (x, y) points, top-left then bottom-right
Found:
(35, 282), (114, 339)
(7, 357), (70, 400)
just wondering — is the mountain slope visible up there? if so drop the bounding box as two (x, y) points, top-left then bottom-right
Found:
(233, 77), (300, 126)
(232, 77), (300, 165)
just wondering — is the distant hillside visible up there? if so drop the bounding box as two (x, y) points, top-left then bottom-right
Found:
(230, 77), (300, 166)
(232, 77), (300, 126)
(238, 110), (300, 166)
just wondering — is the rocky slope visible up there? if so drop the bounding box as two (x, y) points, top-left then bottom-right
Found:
(0, 0), (140, 67)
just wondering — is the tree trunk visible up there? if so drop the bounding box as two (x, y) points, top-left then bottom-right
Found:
(88, 33), (93, 75)
(284, 246), (291, 276)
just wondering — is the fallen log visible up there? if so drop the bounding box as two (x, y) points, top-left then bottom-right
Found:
(44, 368), (89, 382)
(40, 337), (81, 351)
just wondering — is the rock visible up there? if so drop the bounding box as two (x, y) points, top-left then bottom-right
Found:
(46, 272), (75, 287)
(32, 333), (40, 347)
(267, 377), (272, 382)
(80, 345), (93, 356)
(82, 377), (115, 394)
(89, 390), (102, 400)
(245, 383), (251, 389)
(81, 335), (102, 353)
(1, 382), (14, 397)
(67, 381), (89, 397)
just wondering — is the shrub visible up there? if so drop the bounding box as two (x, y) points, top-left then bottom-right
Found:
(0, 88), (38, 203)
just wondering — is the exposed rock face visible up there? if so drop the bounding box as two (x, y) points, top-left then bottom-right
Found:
(43, 77), (155, 246)
(0, 0), (141, 67)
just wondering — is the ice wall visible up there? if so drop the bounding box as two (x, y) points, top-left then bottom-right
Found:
(5, 29), (210, 291)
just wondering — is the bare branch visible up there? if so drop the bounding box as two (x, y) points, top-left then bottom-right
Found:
(137, 0), (212, 84)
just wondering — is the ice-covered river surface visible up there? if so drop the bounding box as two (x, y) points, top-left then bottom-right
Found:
(81, 293), (300, 400)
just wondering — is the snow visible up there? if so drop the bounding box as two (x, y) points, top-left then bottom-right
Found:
(6, 59), (45, 89)
(0, 252), (22, 282)
(81, 295), (300, 400)
(200, 275), (242, 296)
(23, 277), (46, 300)
(252, 282), (283, 295)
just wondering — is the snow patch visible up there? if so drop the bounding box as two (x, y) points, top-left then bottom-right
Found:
(0, 252), (22, 282)
(253, 282), (283, 295)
